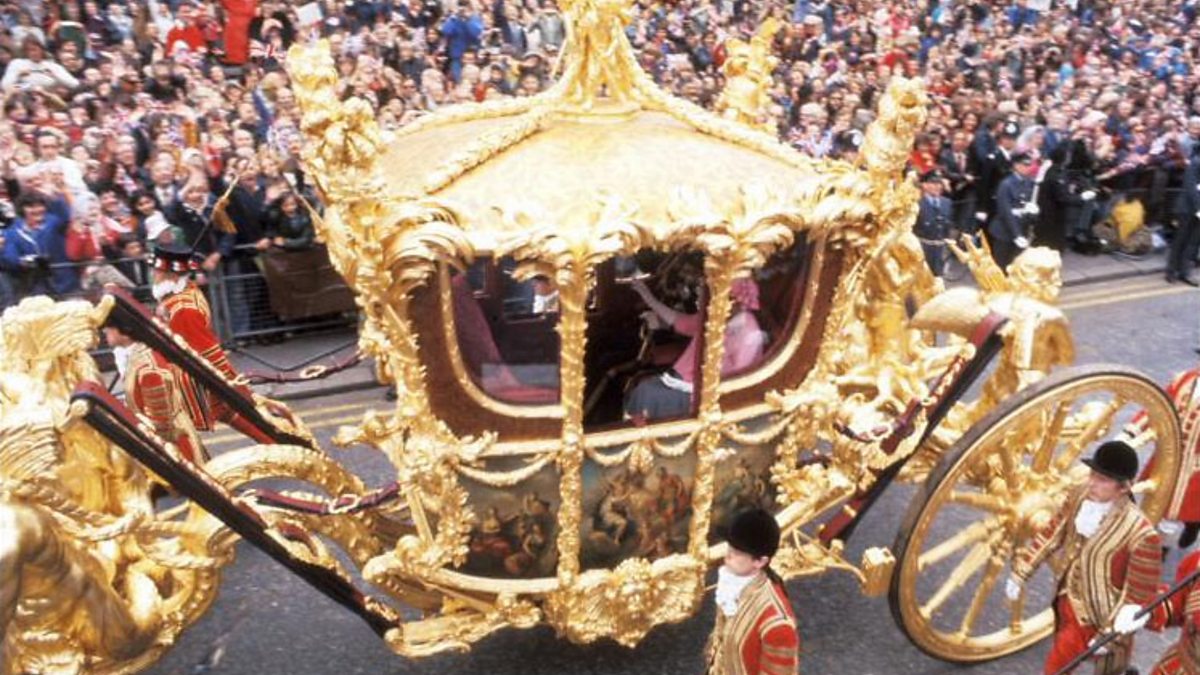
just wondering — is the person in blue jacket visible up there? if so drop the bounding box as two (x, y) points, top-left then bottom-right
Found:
(0, 185), (74, 298)
(442, 0), (483, 82)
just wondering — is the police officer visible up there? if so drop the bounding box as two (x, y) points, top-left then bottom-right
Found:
(1168, 142), (1200, 286)
(975, 120), (1020, 228)
(988, 151), (1038, 270)
(915, 169), (954, 277)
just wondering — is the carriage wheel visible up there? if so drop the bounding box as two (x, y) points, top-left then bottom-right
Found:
(889, 364), (1181, 663)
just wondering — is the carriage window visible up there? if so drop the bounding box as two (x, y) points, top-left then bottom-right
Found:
(583, 240), (807, 429)
(724, 239), (808, 378)
(449, 260), (560, 405)
(584, 250), (711, 428)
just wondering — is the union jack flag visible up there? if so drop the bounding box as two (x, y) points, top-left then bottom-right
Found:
(249, 40), (285, 64)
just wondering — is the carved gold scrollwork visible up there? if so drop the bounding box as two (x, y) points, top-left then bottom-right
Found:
(543, 554), (705, 646)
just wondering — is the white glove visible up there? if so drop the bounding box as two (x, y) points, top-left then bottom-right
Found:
(975, 211), (988, 221)
(1014, 236), (1030, 249)
(1080, 190), (1097, 201)
(1005, 577), (1022, 602)
(1113, 603), (1148, 634)
(1023, 204), (1040, 217)
(1087, 637), (1110, 656)
(1194, 210), (1200, 220)
(1159, 519), (1184, 537)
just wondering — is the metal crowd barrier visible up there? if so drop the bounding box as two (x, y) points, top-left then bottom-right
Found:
(8, 246), (358, 354)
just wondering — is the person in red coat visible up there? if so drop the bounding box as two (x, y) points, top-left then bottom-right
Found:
(706, 508), (799, 675)
(104, 324), (207, 464)
(221, 0), (257, 66)
(1146, 550), (1200, 674)
(165, 1), (209, 58)
(149, 242), (273, 445)
(1007, 441), (1162, 675)
(1128, 366), (1200, 549)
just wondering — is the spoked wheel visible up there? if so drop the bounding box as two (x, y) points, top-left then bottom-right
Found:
(890, 364), (1182, 663)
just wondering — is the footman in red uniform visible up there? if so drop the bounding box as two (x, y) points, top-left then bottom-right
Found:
(1146, 550), (1200, 674)
(104, 323), (207, 464)
(1007, 441), (1162, 675)
(706, 508), (799, 675)
(149, 243), (273, 444)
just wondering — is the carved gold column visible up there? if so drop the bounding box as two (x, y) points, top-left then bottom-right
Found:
(687, 256), (735, 559)
(552, 263), (589, 581)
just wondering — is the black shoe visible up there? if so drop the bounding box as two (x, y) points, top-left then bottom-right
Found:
(1167, 274), (1178, 284)
(1183, 277), (1200, 287)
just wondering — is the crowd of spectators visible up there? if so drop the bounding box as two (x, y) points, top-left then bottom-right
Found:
(2, 0), (1200, 318)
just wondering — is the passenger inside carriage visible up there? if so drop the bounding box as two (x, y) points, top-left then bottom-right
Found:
(622, 276), (766, 422)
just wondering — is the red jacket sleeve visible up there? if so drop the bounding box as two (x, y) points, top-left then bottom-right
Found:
(168, 306), (236, 379)
(758, 622), (799, 675)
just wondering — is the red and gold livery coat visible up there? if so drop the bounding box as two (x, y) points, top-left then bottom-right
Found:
(1149, 550), (1200, 675)
(1133, 368), (1200, 522)
(124, 342), (205, 464)
(157, 282), (239, 431)
(1013, 487), (1162, 671)
(706, 574), (799, 675)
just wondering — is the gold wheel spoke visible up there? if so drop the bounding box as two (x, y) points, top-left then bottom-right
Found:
(918, 520), (993, 571)
(959, 554), (1005, 636)
(947, 490), (1009, 514)
(1031, 401), (1071, 473)
(1053, 397), (1124, 473)
(921, 542), (990, 619)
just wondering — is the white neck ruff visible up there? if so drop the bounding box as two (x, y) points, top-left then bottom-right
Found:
(715, 566), (757, 617)
(151, 276), (189, 301)
(1074, 498), (1114, 538)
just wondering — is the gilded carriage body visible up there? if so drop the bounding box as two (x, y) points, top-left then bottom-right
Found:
(0, 0), (1190, 670)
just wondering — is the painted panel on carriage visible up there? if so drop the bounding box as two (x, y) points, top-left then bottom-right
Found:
(454, 458), (560, 579)
(708, 416), (781, 546)
(579, 451), (698, 570)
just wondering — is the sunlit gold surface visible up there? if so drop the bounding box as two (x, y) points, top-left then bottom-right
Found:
(282, 0), (1161, 655)
(283, 0), (952, 650)
(714, 18), (782, 132)
(0, 297), (235, 674)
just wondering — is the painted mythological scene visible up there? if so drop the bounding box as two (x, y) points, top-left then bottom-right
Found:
(455, 461), (559, 579)
(580, 453), (696, 570)
(708, 437), (779, 546)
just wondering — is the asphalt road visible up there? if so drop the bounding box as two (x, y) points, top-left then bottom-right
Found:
(148, 275), (1200, 675)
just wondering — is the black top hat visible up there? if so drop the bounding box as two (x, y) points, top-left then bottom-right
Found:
(727, 508), (780, 559)
(1000, 121), (1020, 139)
(149, 241), (199, 274)
(1082, 440), (1139, 483)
